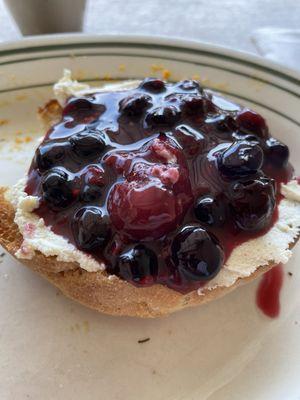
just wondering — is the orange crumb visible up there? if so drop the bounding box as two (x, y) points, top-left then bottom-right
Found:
(200, 78), (211, 86)
(83, 320), (90, 333)
(13, 135), (33, 145)
(75, 323), (80, 331)
(0, 101), (10, 107)
(212, 82), (230, 90)
(74, 69), (86, 80)
(103, 73), (112, 81)
(251, 80), (265, 92)
(118, 64), (126, 72)
(15, 137), (23, 144)
(151, 64), (164, 73)
(0, 119), (8, 126)
(162, 69), (171, 80)
(15, 94), (27, 101)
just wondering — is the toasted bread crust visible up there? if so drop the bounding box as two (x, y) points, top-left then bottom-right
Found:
(38, 99), (62, 127)
(0, 187), (281, 317)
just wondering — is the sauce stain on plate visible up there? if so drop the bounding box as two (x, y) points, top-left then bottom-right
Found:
(256, 264), (284, 318)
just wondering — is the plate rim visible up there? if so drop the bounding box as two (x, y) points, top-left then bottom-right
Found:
(0, 33), (299, 83)
(0, 33), (299, 129)
(0, 34), (300, 400)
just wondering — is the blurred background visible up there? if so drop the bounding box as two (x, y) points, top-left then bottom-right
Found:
(0, 0), (299, 67)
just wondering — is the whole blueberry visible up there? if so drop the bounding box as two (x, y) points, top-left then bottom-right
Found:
(63, 96), (104, 122)
(80, 184), (103, 202)
(145, 106), (181, 128)
(195, 195), (226, 227)
(139, 78), (166, 93)
(70, 129), (106, 158)
(35, 141), (70, 171)
(264, 137), (289, 168)
(41, 167), (73, 209)
(116, 244), (158, 284)
(218, 141), (264, 178)
(228, 177), (276, 231)
(119, 93), (152, 116)
(205, 114), (237, 138)
(181, 94), (205, 115)
(171, 226), (224, 281)
(236, 109), (269, 139)
(72, 206), (110, 250)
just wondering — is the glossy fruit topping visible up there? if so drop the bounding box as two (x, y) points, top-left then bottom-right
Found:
(205, 114), (237, 138)
(232, 132), (261, 145)
(25, 78), (292, 293)
(108, 156), (193, 240)
(81, 184), (103, 202)
(264, 137), (289, 168)
(139, 77), (166, 93)
(195, 195), (226, 227)
(179, 94), (205, 116)
(177, 79), (202, 92)
(119, 93), (152, 116)
(113, 244), (158, 285)
(228, 177), (276, 231)
(218, 141), (264, 178)
(41, 167), (74, 210)
(69, 129), (106, 159)
(72, 206), (110, 250)
(36, 142), (70, 171)
(171, 225), (224, 281)
(63, 97), (105, 123)
(145, 105), (181, 128)
(236, 109), (268, 138)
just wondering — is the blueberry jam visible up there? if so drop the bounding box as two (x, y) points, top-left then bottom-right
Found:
(25, 78), (293, 293)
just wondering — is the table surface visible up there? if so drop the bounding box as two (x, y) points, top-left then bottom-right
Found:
(0, 0), (299, 54)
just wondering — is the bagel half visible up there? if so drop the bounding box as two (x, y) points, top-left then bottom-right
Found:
(0, 93), (299, 318)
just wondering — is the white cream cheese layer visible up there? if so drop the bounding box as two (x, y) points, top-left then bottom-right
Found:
(7, 71), (300, 287)
(200, 183), (300, 293)
(6, 179), (104, 272)
(54, 69), (139, 106)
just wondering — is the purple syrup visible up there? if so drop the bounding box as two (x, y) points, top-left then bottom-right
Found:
(25, 78), (293, 293)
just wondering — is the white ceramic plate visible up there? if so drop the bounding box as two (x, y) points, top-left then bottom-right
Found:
(0, 35), (299, 400)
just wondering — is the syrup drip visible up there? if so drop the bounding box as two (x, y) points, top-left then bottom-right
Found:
(256, 264), (284, 318)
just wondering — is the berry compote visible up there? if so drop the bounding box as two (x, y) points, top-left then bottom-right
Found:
(25, 78), (293, 293)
